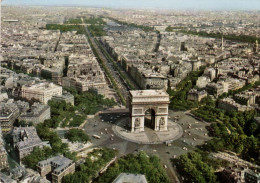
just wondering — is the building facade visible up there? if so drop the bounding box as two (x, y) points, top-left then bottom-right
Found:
(0, 127), (9, 170)
(0, 100), (20, 133)
(19, 103), (50, 124)
(21, 82), (62, 104)
(37, 156), (75, 183)
(12, 127), (45, 160)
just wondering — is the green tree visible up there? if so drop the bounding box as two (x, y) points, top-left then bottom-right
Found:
(65, 129), (89, 143)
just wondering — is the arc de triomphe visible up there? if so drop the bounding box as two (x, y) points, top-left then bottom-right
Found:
(129, 90), (170, 133)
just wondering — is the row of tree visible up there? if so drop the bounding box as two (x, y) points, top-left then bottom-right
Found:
(84, 28), (126, 105)
(108, 17), (155, 32)
(45, 24), (85, 34)
(84, 17), (107, 25)
(84, 17), (107, 36)
(96, 39), (136, 90)
(165, 26), (184, 32)
(65, 18), (82, 24)
(175, 151), (226, 183)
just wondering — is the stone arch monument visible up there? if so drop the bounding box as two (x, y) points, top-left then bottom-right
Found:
(129, 90), (170, 133)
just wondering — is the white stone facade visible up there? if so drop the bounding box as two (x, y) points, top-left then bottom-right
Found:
(129, 90), (170, 133)
(21, 82), (62, 104)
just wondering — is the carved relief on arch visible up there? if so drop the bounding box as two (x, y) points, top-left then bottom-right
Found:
(159, 117), (165, 126)
(134, 108), (143, 114)
(135, 118), (140, 127)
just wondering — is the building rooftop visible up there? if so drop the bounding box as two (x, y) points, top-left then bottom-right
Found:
(130, 90), (169, 97)
(112, 173), (147, 183)
(38, 155), (73, 175)
(13, 127), (43, 150)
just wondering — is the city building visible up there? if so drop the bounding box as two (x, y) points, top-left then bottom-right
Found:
(0, 99), (20, 133)
(0, 172), (17, 183)
(187, 89), (207, 102)
(0, 127), (9, 170)
(37, 156), (75, 183)
(243, 169), (260, 183)
(19, 103), (50, 124)
(51, 91), (74, 106)
(11, 127), (45, 160)
(21, 82), (62, 104)
(112, 173), (148, 183)
(218, 98), (254, 112)
(206, 82), (228, 96)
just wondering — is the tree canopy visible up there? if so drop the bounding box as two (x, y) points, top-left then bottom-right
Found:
(95, 152), (170, 183)
(65, 129), (89, 143)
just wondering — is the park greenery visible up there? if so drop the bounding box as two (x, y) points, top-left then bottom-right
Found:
(167, 66), (206, 111)
(46, 100), (84, 128)
(178, 30), (260, 43)
(95, 151), (170, 183)
(108, 17), (155, 32)
(65, 18), (82, 24)
(62, 148), (117, 183)
(88, 24), (106, 37)
(192, 96), (260, 164)
(9, 72), (115, 171)
(67, 87), (117, 114)
(84, 17), (107, 36)
(45, 89), (116, 128)
(64, 129), (89, 143)
(84, 17), (106, 25)
(46, 24), (85, 34)
(22, 122), (77, 169)
(174, 151), (227, 183)
(165, 26), (184, 32)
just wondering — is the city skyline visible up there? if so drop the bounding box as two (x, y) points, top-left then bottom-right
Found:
(2, 0), (260, 10)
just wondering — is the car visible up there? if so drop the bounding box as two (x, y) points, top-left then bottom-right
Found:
(92, 135), (101, 139)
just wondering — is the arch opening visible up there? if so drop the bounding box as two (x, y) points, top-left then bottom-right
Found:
(144, 108), (155, 129)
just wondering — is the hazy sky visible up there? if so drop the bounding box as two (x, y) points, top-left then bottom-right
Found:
(2, 0), (260, 10)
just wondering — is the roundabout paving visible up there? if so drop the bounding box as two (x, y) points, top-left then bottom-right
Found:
(112, 117), (183, 144)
